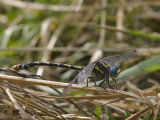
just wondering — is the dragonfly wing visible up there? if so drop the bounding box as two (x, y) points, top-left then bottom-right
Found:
(61, 75), (78, 97)
(77, 61), (97, 85)
(62, 61), (98, 97)
(102, 50), (136, 67)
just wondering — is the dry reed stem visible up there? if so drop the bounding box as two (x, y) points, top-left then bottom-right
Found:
(126, 104), (157, 120)
(56, 92), (156, 100)
(1, 47), (160, 55)
(1, 0), (160, 12)
(0, 74), (157, 101)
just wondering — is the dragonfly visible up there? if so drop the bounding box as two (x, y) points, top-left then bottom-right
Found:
(11, 50), (136, 97)
(62, 50), (136, 97)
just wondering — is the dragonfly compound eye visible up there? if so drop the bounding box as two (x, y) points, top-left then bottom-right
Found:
(109, 65), (119, 76)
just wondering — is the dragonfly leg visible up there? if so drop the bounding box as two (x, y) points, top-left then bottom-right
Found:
(106, 77), (114, 92)
(83, 76), (96, 88)
(86, 77), (89, 87)
(88, 76), (96, 86)
(99, 79), (107, 92)
(82, 78), (89, 88)
(92, 79), (96, 86)
(112, 77), (118, 90)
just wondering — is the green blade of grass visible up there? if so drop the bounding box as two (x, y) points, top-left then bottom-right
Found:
(86, 23), (160, 41)
(117, 53), (160, 80)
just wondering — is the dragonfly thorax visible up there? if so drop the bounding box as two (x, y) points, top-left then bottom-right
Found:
(109, 65), (120, 77)
(91, 61), (110, 78)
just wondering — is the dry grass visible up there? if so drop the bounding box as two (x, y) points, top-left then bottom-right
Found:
(0, 71), (159, 120)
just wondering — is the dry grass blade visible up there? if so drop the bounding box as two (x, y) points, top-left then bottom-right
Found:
(135, 91), (154, 107)
(0, 0), (80, 12)
(0, 74), (157, 100)
(126, 104), (157, 120)
(154, 95), (160, 119)
(5, 88), (31, 119)
(0, 86), (67, 120)
(60, 114), (92, 120)
(1, 0), (160, 12)
(58, 92), (156, 100)
(12, 94), (65, 119)
(0, 74), (105, 92)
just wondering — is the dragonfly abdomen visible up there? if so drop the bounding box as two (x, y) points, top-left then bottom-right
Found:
(11, 62), (83, 71)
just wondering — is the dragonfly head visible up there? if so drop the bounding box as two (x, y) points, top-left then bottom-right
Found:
(109, 65), (120, 77)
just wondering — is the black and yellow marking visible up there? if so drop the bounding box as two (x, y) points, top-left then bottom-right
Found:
(92, 60), (110, 79)
(91, 60), (116, 90)
(11, 62), (84, 71)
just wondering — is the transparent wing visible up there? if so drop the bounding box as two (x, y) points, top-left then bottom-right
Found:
(102, 50), (136, 67)
(61, 75), (79, 97)
(62, 61), (98, 97)
(77, 61), (97, 85)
